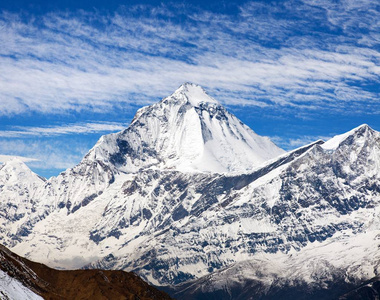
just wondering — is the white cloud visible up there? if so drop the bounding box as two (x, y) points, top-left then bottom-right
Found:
(271, 135), (333, 150)
(0, 2), (378, 116)
(301, 0), (380, 34)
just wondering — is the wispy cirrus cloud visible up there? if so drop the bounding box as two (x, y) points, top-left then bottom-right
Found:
(0, 122), (127, 137)
(0, 121), (128, 174)
(0, 138), (91, 172)
(271, 135), (333, 150)
(301, 0), (380, 34)
(0, 154), (39, 163)
(0, 0), (379, 116)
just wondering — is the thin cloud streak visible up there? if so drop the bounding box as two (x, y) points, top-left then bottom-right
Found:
(271, 135), (333, 150)
(0, 139), (90, 171)
(0, 154), (39, 163)
(0, 122), (127, 137)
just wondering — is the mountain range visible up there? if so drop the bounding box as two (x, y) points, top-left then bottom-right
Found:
(0, 83), (379, 299)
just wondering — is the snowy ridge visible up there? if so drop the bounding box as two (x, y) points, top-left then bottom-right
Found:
(171, 228), (380, 299)
(0, 159), (45, 185)
(167, 124), (380, 298)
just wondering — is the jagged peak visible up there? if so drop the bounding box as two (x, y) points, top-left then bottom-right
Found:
(129, 83), (221, 128)
(168, 82), (219, 107)
(321, 124), (375, 151)
(350, 123), (372, 133)
(83, 83), (284, 174)
(130, 83), (219, 126)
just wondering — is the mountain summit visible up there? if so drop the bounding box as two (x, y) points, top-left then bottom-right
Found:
(86, 83), (284, 174)
(167, 82), (219, 106)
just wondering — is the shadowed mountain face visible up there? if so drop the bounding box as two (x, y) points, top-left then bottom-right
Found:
(339, 276), (380, 300)
(0, 244), (172, 300)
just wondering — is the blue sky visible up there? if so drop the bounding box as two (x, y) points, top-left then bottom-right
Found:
(0, 0), (379, 178)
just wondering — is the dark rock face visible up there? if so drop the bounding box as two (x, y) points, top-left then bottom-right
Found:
(164, 257), (378, 300)
(167, 279), (355, 300)
(338, 276), (380, 300)
(109, 139), (132, 166)
(71, 193), (98, 213)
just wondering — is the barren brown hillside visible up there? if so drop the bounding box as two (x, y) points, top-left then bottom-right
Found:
(0, 244), (172, 300)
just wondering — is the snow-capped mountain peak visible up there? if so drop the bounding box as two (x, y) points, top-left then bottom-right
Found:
(0, 158), (44, 185)
(84, 83), (285, 174)
(322, 123), (373, 151)
(169, 82), (219, 107)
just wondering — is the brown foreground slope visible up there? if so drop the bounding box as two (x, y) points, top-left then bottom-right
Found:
(0, 244), (172, 300)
